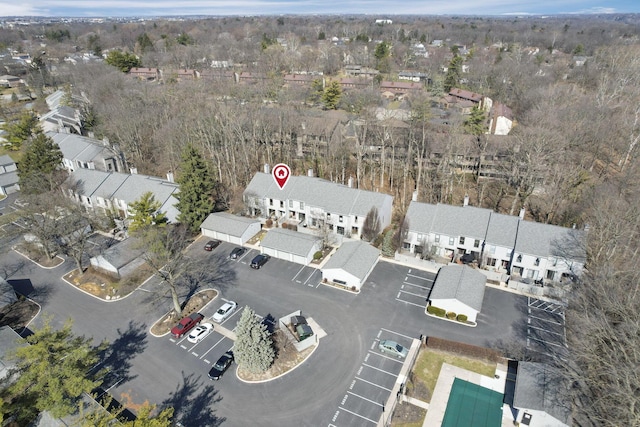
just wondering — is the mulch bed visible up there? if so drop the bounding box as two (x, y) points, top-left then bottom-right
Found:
(64, 265), (155, 300)
(150, 289), (218, 336)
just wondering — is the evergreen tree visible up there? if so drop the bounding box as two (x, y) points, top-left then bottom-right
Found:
(374, 41), (391, 73)
(321, 81), (342, 110)
(128, 191), (168, 232)
(309, 78), (324, 104)
(234, 306), (275, 374)
(0, 318), (107, 425)
(444, 54), (463, 92)
(1, 110), (39, 151)
(105, 50), (141, 73)
(175, 145), (216, 232)
(17, 131), (65, 195)
(381, 228), (396, 257)
(463, 105), (487, 136)
(136, 32), (154, 53)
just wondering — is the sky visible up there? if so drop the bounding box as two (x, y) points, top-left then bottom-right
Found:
(0, 0), (638, 18)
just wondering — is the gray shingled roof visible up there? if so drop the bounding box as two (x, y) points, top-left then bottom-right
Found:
(261, 228), (321, 257)
(98, 237), (145, 270)
(0, 154), (15, 166)
(244, 172), (392, 217)
(485, 212), (519, 248)
(513, 362), (571, 425)
(200, 212), (260, 237)
(0, 170), (18, 188)
(322, 240), (380, 281)
(405, 201), (491, 239)
(515, 221), (586, 262)
(430, 265), (486, 312)
(47, 132), (109, 163)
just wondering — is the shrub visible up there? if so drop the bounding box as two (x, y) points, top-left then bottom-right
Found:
(265, 219), (273, 227)
(457, 314), (468, 322)
(446, 311), (457, 320)
(427, 305), (446, 317)
(313, 251), (323, 260)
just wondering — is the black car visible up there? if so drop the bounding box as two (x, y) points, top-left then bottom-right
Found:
(208, 350), (234, 380)
(204, 240), (221, 251)
(229, 247), (246, 259)
(250, 254), (270, 269)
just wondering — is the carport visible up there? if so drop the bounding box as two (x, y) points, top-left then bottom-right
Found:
(441, 378), (503, 427)
(321, 240), (380, 290)
(260, 228), (322, 265)
(200, 212), (261, 245)
(429, 265), (486, 322)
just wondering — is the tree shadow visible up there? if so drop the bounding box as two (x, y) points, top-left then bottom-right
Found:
(162, 372), (225, 427)
(7, 277), (55, 302)
(93, 320), (148, 392)
(179, 253), (238, 301)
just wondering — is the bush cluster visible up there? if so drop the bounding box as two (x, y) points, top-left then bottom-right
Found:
(426, 336), (502, 362)
(313, 251), (323, 260)
(427, 305), (446, 317)
(456, 314), (468, 322)
(446, 311), (457, 320)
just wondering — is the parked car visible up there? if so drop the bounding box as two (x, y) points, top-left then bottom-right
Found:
(212, 301), (237, 323)
(229, 247), (246, 259)
(171, 313), (204, 338)
(378, 339), (408, 359)
(204, 240), (221, 251)
(208, 350), (234, 380)
(250, 254), (270, 269)
(187, 322), (214, 343)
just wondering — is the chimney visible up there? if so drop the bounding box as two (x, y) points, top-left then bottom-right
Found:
(519, 207), (525, 220)
(130, 167), (138, 175)
(263, 164), (270, 174)
(347, 176), (353, 188)
(166, 171), (174, 183)
(308, 169), (314, 177)
(463, 194), (469, 207)
(412, 190), (418, 202)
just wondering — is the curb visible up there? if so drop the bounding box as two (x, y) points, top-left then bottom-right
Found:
(12, 247), (65, 269)
(60, 268), (148, 303)
(424, 309), (477, 327)
(235, 342), (319, 384)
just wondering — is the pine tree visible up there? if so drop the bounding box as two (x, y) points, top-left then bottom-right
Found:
(17, 130), (65, 195)
(174, 145), (216, 233)
(464, 105), (487, 136)
(374, 41), (391, 73)
(128, 191), (168, 232)
(1, 318), (107, 425)
(444, 54), (463, 92)
(105, 50), (141, 73)
(234, 306), (275, 374)
(322, 81), (342, 110)
(1, 110), (39, 151)
(381, 228), (396, 257)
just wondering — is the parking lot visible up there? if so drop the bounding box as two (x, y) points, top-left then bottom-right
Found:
(395, 268), (433, 308)
(526, 297), (567, 359)
(329, 327), (412, 427)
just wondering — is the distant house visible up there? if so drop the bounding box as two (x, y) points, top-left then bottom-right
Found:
(321, 240), (380, 290)
(65, 168), (180, 223)
(244, 171), (393, 242)
(344, 65), (379, 78)
(337, 77), (373, 90)
(238, 72), (267, 85)
(398, 71), (429, 83)
(447, 88), (489, 109)
(428, 265), (486, 322)
(199, 69), (236, 82)
(379, 81), (423, 95)
(0, 154), (20, 195)
(129, 67), (161, 81)
(175, 68), (198, 81)
(283, 74), (317, 87)
(39, 106), (82, 134)
(488, 103), (514, 135)
(47, 132), (126, 173)
(513, 362), (571, 427)
(375, 19), (393, 24)
(89, 237), (145, 278)
(0, 74), (22, 87)
(200, 212), (261, 245)
(260, 228), (322, 265)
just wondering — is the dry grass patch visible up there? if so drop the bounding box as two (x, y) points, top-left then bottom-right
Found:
(64, 264), (155, 300)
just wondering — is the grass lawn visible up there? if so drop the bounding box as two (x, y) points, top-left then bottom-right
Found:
(412, 348), (496, 402)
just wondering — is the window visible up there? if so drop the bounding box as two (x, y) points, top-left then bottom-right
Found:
(327, 213), (331, 220)
(489, 245), (496, 254)
(474, 239), (480, 248)
(337, 226), (344, 235)
(288, 200), (293, 208)
(354, 216), (358, 223)
(339, 215), (343, 222)
(448, 237), (455, 245)
(417, 234), (423, 241)
(459, 237), (465, 245)
(300, 201), (305, 210)
(546, 270), (555, 280)
(328, 224), (334, 231)
(516, 254), (523, 263)
(403, 242), (411, 250)
(534, 258), (540, 266)
(279, 201), (284, 208)
(487, 258), (497, 267)
(435, 234), (440, 243)
(269, 198), (274, 206)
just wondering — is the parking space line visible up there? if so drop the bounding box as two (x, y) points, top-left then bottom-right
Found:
(406, 273), (433, 282)
(527, 335), (567, 348)
(337, 406), (377, 424)
(347, 391), (385, 407)
(200, 336), (227, 359)
(402, 281), (431, 291)
(380, 327), (414, 341)
(355, 376), (392, 392)
(394, 298), (425, 308)
(303, 269), (318, 285)
(370, 352), (405, 364)
(180, 345), (187, 349)
(528, 324), (564, 336)
(292, 265), (306, 282)
(362, 363), (399, 376)
(529, 314), (563, 326)
(398, 289), (429, 298)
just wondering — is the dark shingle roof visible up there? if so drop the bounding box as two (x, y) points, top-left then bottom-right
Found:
(513, 362), (571, 425)
(322, 240), (380, 281)
(430, 265), (486, 312)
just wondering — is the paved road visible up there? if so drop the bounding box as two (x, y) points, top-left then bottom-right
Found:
(0, 233), (541, 427)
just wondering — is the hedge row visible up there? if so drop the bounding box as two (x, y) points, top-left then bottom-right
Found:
(426, 336), (502, 362)
(427, 305), (446, 317)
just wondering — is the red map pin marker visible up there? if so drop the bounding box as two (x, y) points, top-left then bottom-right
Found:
(272, 163), (291, 190)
